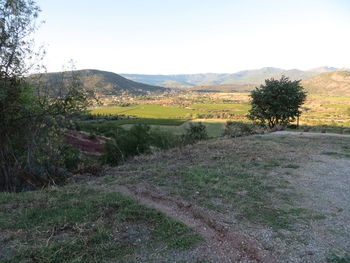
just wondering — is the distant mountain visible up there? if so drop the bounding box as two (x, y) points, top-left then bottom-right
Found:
(307, 66), (338, 73)
(31, 69), (167, 95)
(301, 71), (350, 96)
(121, 67), (339, 87)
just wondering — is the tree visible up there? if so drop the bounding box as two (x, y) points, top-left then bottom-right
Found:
(247, 76), (307, 128)
(0, 0), (90, 191)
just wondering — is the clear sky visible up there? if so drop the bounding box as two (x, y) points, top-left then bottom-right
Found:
(35, 0), (350, 74)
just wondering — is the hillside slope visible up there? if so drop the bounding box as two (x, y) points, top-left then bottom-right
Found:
(1, 134), (350, 262)
(301, 71), (350, 96)
(31, 69), (167, 95)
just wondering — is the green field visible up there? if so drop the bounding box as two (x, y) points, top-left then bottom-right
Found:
(90, 103), (251, 118)
(90, 104), (198, 119)
(87, 95), (350, 136)
(189, 103), (250, 112)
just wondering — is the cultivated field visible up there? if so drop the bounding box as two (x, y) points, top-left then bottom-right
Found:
(87, 92), (350, 137)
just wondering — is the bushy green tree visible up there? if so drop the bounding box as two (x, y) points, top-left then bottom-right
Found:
(247, 76), (307, 128)
(0, 0), (90, 191)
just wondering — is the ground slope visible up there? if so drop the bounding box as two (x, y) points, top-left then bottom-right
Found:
(1, 133), (349, 262)
(100, 132), (350, 262)
(302, 71), (350, 96)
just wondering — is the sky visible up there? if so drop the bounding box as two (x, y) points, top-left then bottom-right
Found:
(35, 0), (350, 74)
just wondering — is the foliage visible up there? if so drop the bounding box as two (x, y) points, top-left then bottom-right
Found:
(224, 121), (265, 137)
(0, 0), (90, 191)
(90, 122), (208, 166)
(182, 122), (208, 144)
(101, 125), (182, 166)
(247, 76), (307, 128)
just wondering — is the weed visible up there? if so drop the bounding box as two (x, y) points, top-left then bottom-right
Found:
(284, 164), (300, 169)
(326, 252), (350, 263)
(322, 152), (350, 158)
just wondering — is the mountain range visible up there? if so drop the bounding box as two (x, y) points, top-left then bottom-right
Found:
(121, 66), (340, 87)
(31, 67), (350, 96)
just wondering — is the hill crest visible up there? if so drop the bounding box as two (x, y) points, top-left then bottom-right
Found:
(31, 69), (167, 95)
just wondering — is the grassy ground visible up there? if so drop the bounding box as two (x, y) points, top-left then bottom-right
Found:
(106, 135), (336, 230)
(100, 134), (350, 261)
(2, 134), (350, 262)
(0, 185), (203, 263)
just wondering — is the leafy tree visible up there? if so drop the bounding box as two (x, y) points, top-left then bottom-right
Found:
(0, 0), (90, 191)
(247, 76), (307, 128)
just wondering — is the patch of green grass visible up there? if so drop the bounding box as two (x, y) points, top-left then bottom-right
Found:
(326, 252), (350, 263)
(341, 145), (350, 152)
(322, 152), (350, 158)
(90, 104), (198, 119)
(84, 118), (188, 126)
(263, 160), (280, 169)
(284, 164), (300, 169)
(189, 103), (250, 114)
(0, 186), (203, 263)
(169, 234), (204, 249)
(175, 167), (307, 230)
(1, 237), (136, 263)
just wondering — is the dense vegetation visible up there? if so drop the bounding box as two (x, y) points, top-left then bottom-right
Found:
(248, 76), (307, 128)
(81, 122), (209, 166)
(0, 0), (89, 191)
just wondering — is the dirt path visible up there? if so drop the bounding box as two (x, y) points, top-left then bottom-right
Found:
(91, 182), (275, 263)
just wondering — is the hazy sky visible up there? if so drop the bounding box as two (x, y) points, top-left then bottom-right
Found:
(35, 0), (350, 74)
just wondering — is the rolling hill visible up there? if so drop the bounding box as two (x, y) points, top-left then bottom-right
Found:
(121, 67), (339, 87)
(301, 71), (350, 96)
(30, 69), (167, 95)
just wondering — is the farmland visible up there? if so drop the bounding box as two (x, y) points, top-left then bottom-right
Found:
(85, 92), (350, 137)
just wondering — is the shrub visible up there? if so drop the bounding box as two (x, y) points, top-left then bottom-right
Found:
(182, 122), (208, 144)
(149, 128), (182, 150)
(61, 145), (81, 171)
(96, 123), (209, 166)
(224, 121), (264, 137)
(101, 125), (152, 165)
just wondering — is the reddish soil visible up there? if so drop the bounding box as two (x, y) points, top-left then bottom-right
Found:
(64, 130), (108, 155)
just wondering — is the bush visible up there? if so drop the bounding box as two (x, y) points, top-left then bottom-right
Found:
(149, 128), (182, 150)
(92, 123), (209, 166)
(101, 125), (151, 165)
(224, 121), (265, 137)
(182, 122), (208, 144)
(61, 145), (81, 171)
